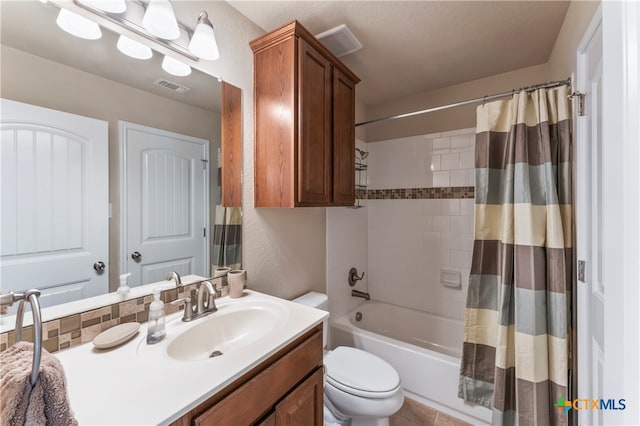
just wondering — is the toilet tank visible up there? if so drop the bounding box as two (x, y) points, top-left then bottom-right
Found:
(292, 291), (328, 348)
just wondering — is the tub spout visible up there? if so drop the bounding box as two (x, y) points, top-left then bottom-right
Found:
(352, 289), (370, 301)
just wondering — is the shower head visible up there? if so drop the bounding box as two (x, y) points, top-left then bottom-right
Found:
(356, 148), (369, 160)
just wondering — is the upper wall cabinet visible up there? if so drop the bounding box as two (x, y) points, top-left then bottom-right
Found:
(251, 21), (360, 207)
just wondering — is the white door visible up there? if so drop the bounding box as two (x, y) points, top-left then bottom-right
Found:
(119, 121), (209, 286)
(576, 8), (603, 426)
(0, 98), (109, 308)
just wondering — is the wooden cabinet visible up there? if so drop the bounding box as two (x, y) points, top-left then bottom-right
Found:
(275, 368), (323, 425)
(170, 325), (323, 426)
(251, 20), (360, 207)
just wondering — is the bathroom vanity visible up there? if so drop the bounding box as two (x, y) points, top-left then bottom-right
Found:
(54, 291), (326, 425)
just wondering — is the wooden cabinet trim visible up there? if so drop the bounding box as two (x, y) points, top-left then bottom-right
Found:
(221, 82), (242, 207)
(170, 325), (322, 426)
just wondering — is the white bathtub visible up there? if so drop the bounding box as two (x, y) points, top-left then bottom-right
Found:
(330, 301), (492, 425)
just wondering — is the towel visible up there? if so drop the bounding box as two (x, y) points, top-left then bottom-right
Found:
(1, 341), (77, 426)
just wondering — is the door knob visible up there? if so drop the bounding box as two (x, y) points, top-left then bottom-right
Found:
(93, 261), (106, 273)
(131, 251), (142, 262)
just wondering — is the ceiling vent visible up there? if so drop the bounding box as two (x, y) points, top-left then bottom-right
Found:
(315, 24), (363, 58)
(153, 78), (191, 94)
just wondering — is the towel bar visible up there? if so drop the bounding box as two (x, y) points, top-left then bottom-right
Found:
(0, 289), (43, 387)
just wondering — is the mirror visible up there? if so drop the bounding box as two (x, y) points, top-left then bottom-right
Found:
(0, 1), (241, 312)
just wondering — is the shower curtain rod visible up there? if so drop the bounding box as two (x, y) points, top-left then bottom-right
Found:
(355, 77), (572, 128)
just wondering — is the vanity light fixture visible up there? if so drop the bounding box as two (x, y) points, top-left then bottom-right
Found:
(56, 8), (102, 40)
(117, 34), (153, 60)
(81, 0), (126, 14)
(162, 55), (191, 77)
(188, 12), (219, 61)
(50, 1), (221, 77)
(142, 0), (180, 40)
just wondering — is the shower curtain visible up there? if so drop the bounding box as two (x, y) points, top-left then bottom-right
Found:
(458, 85), (572, 425)
(212, 206), (242, 270)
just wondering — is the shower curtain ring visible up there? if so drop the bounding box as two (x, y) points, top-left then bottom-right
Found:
(482, 95), (488, 106)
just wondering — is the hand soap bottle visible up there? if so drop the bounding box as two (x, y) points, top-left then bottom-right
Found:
(117, 273), (131, 300)
(146, 288), (166, 344)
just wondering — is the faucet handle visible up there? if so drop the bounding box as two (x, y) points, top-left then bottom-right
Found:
(170, 297), (194, 322)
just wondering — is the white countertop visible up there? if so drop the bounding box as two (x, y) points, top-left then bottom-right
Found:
(54, 290), (327, 425)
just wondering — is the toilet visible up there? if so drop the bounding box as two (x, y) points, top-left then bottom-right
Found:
(293, 292), (404, 426)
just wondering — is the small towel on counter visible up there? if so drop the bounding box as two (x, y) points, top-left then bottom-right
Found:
(0, 341), (77, 426)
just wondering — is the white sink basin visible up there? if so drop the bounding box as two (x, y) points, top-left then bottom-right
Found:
(165, 301), (288, 362)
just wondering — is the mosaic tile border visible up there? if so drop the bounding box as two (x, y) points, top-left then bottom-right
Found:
(0, 278), (227, 354)
(365, 186), (474, 200)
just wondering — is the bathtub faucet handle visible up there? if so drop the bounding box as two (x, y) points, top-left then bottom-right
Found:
(348, 267), (365, 287)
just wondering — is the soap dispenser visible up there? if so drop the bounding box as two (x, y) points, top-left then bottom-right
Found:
(117, 273), (131, 300)
(146, 288), (166, 344)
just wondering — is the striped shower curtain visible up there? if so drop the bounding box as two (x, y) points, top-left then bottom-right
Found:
(458, 85), (572, 425)
(212, 206), (242, 270)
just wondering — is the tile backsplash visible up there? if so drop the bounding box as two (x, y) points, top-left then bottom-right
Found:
(0, 279), (224, 353)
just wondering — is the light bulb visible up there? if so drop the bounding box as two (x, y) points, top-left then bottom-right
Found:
(162, 56), (191, 77)
(56, 9), (102, 40)
(142, 0), (180, 40)
(188, 12), (219, 60)
(80, 0), (126, 14)
(117, 35), (153, 60)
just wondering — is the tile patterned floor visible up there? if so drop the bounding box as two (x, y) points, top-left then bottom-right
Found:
(390, 397), (472, 426)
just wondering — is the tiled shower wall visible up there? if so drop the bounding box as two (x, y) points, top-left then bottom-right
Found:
(366, 128), (475, 321)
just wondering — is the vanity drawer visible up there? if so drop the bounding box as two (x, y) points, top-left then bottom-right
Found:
(173, 325), (323, 426)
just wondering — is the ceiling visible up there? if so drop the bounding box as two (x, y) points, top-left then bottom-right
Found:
(228, 1), (571, 107)
(0, 1), (221, 112)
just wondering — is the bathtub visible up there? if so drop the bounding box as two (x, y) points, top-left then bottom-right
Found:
(330, 301), (492, 425)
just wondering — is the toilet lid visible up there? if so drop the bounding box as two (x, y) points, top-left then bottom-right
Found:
(324, 346), (400, 399)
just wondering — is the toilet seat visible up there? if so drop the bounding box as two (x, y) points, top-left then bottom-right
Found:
(324, 346), (400, 399)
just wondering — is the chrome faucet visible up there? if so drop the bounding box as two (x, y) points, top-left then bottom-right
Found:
(170, 280), (217, 322)
(165, 271), (182, 288)
(196, 280), (217, 315)
(351, 289), (370, 301)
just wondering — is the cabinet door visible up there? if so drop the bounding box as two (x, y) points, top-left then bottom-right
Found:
(275, 368), (323, 426)
(297, 38), (332, 206)
(332, 67), (356, 205)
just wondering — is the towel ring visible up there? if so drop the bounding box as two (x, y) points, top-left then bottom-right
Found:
(0, 289), (43, 387)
